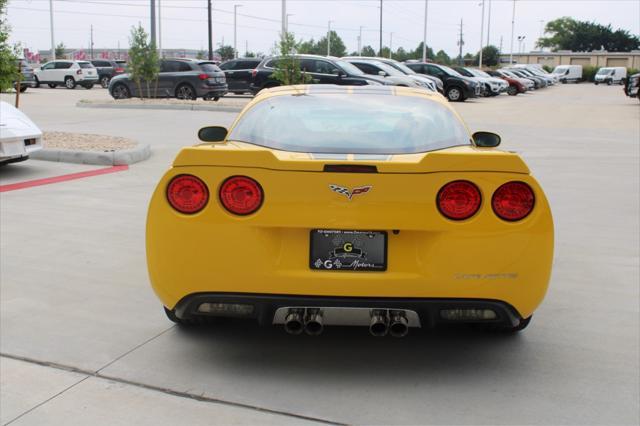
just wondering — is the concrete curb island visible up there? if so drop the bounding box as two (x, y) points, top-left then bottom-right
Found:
(31, 144), (151, 166)
(76, 101), (245, 113)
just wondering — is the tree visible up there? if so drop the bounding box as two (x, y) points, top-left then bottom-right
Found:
(297, 39), (316, 54)
(315, 31), (347, 57)
(55, 42), (66, 59)
(475, 45), (500, 66)
(196, 50), (205, 60)
(271, 32), (312, 86)
(360, 45), (376, 57)
(434, 50), (451, 65)
(410, 42), (434, 61)
(0, 0), (19, 93)
(538, 17), (640, 52)
(216, 45), (235, 61)
(244, 51), (256, 58)
(127, 24), (159, 98)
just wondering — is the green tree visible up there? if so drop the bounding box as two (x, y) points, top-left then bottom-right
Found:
(55, 42), (66, 59)
(475, 45), (500, 66)
(216, 45), (235, 61)
(271, 32), (311, 86)
(0, 0), (19, 92)
(315, 31), (347, 57)
(244, 51), (256, 58)
(411, 42), (434, 61)
(360, 45), (376, 57)
(378, 46), (391, 58)
(127, 24), (159, 98)
(297, 39), (317, 54)
(196, 50), (205, 60)
(434, 49), (451, 65)
(538, 17), (640, 52)
(393, 46), (410, 62)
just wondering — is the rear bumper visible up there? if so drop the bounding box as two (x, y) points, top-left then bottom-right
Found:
(173, 292), (523, 328)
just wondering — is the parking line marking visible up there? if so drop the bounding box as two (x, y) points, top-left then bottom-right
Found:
(0, 165), (129, 193)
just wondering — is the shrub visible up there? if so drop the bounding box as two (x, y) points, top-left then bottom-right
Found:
(582, 65), (600, 82)
(542, 65), (553, 73)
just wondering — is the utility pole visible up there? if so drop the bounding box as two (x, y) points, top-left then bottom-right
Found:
(389, 32), (393, 58)
(421, 0), (428, 62)
(539, 19), (545, 39)
(457, 19), (464, 65)
(499, 35), (503, 55)
(117, 40), (120, 59)
(486, 0), (492, 46)
(150, 0), (156, 47)
(90, 25), (94, 60)
(379, 0), (383, 55)
(479, 0), (485, 67)
(286, 14), (293, 32)
(207, 0), (213, 60)
(234, 4), (242, 59)
(245, 40), (248, 56)
(327, 20), (332, 56)
(158, 0), (162, 58)
(49, 0), (55, 59)
(509, 0), (516, 64)
(281, 0), (286, 38)
(358, 26), (363, 56)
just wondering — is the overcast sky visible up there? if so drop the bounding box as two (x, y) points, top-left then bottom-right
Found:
(6, 0), (640, 57)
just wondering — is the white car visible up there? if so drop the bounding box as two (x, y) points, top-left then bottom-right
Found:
(594, 67), (627, 85)
(0, 102), (43, 165)
(34, 60), (99, 89)
(466, 68), (509, 95)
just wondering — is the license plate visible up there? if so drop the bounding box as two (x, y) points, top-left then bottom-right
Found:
(310, 230), (387, 271)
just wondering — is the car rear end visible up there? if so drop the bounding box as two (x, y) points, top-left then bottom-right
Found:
(196, 62), (228, 99)
(0, 102), (43, 165)
(16, 61), (36, 89)
(147, 86), (553, 335)
(76, 61), (99, 86)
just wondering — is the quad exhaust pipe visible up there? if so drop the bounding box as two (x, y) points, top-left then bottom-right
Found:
(388, 310), (409, 338)
(283, 309), (305, 335)
(369, 309), (409, 337)
(283, 308), (410, 337)
(284, 308), (324, 336)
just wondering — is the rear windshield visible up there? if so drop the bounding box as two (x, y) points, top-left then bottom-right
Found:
(199, 63), (222, 73)
(78, 62), (94, 69)
(229, 93), (470, 154)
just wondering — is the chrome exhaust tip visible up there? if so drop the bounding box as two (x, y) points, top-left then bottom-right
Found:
(283, 309), (304, 335)
(389, 310), (409, 338)
(304, 308), (324, 336)
(369, 309), (389, 337)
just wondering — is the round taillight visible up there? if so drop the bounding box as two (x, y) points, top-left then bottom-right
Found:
(166, 174), (209, 214)
(219, 176), (263, 215)
(492, 181), (535, 221)
(437, 180), (482, 220)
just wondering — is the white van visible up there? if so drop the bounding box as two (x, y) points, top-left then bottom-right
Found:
(594, 67), (627, 85)
(552, 65), (583, 83)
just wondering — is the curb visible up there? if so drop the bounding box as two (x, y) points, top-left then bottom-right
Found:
(76, 101), (244, 113)
(31, 144), (151, 166)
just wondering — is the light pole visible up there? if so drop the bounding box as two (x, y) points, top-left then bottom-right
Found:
(207, 0), (213, 60)
(158, 0), (162, 58)
(281, 0), (286, 39)
(49, 0), (55, 59)
(389, 32), (393, 58)
(509, 0), (516, 64)
(486, 0), (492, 46)
(327, 20), (332, 56)
(421, 0), (428, 62)
(234, 4), (242, 59)
(539, 19), (545, 39)
(379, 0), (383, 55)
(517, 35), (525, 54)
(286, 13), (294, 33)
(150, 0), (156, 47)
(358, 26), (363, 56)
(479, 0), (485, 67)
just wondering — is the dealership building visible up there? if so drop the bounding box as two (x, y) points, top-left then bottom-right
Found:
(501, 50), (640, 69)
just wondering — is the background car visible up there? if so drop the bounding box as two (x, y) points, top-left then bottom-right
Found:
(486, 70), (526, 95)
(218, 58), (261, 94)
(108, 58), (228, 100)
(595, 67), (627, 85)
(249, 54), (388, 94)
(506, 68), (546, 89)
(90, 59), (126, 88)
(346, 57), (443, 93)
(624, 72), (639, 100)
(0, 101), (43, 165)
(13, 59), (37, 93)
(344, 58), (435, 91)
(405, 62), (480, 101)
(34, 60), (99, 89)
(147, 85), (554, 336)
(461, 67), (509, 96)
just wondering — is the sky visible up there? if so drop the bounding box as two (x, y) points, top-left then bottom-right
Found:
(6, 0), (640, 57)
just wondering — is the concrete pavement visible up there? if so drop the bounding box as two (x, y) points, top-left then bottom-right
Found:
(1, 84), (638, 425)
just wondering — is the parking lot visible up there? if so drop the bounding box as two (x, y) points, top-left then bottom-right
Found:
(1, 84), (638, 425)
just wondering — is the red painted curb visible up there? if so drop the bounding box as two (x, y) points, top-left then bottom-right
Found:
(0, 165), (129, 193)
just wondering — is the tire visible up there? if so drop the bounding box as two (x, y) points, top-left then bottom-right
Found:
(19, 85), (27, 93)
(111, 83), (130, 99)
(507, 85), (517, 96)
(33, 76), (40, 88)
(445, 86), (464, 102)
(48, 83), (57, 88)
(64, 77), (76, 89)
(100, 76), (110, 88)
(606, 79), (612, 86)
(84, 84), (94, 89)
(594, 82), (599, 85)
(213, 96), (220, 101)
(175, 83), (196, 100)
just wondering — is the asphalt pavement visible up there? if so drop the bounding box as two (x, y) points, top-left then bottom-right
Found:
(1, 85), (638, 425)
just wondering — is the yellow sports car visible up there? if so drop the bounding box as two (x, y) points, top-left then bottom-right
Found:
(147, 85), (554, 337)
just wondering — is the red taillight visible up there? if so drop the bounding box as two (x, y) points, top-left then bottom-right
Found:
(198, 73), (208, 80)
(166, 174), (209, 214)
(76, 69), (82, 75)
(492, 181), (535, 221)
(115, 67), (124, 73)
(219, 176), (263, 216)
(251, 69), (257, 78)
(437, 180), (482, 220)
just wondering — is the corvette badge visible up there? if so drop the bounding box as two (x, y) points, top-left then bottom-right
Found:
(329, 184), (372, 200)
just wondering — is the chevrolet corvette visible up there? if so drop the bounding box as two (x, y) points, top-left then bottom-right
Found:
(146, 85), (554, 337)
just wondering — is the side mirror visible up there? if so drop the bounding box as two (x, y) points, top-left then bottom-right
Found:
(378, 70), (387, 76)
(472, 131), (501, 148)
(198, 126), (228, 142)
